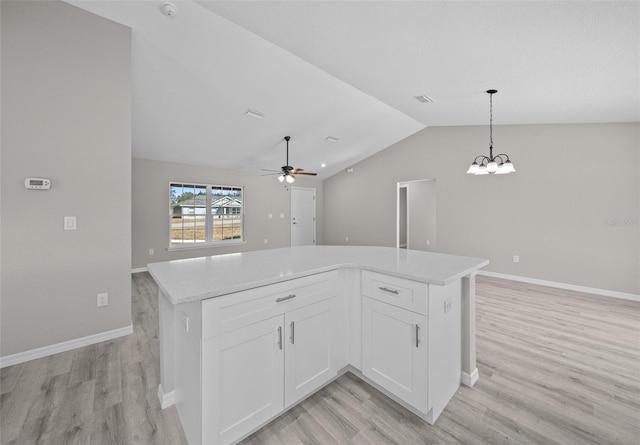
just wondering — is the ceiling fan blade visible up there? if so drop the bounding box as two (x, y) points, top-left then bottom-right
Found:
(293, 171), (317, 176)
(261, 168), (281, 173)
(261, 172), (282, 176)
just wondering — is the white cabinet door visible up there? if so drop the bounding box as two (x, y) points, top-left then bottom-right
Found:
(284, 298), (338, 407)
(362, 297), (427, 412)
(203, 315), (285, 445)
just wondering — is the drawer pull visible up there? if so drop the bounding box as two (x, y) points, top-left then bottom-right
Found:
(379, 287), (399, 295)
(276, 294), (297, 303)
(416, 324), (420, 348)
(290, 321), (295, 344)
(277, 326), (283, 350)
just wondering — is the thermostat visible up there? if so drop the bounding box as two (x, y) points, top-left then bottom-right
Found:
(25, 178), (51, 190)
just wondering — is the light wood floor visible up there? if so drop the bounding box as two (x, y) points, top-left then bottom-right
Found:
(1, 274), (639, 444)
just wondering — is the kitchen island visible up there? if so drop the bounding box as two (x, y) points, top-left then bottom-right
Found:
(149, 245), (488, 445)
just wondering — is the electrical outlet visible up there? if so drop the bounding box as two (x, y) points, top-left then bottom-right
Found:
(268, 214), (273, 219)
(444, 298), (452, 313)
(97, 292), (108, 307)
(149, 248), (154, 255)
(64, 216), (77, 231)
(345, 236), (349, 242)
(513, 255), (520, 263)
(426, 240), (431, 246)
(264, 238), (268, 244)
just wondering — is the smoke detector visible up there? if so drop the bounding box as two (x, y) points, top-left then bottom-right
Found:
(162, 2), (177, 17)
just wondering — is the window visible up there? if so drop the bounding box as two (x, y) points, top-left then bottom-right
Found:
(170, 182), (244, 247)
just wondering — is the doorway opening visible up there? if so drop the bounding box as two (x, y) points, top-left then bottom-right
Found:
(396, 179), (436, 251)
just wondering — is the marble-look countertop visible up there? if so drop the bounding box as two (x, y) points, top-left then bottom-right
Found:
(147, 246), (489, 305)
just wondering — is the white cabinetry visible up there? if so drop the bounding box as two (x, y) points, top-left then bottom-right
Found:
(362, 297), (427, 412)
(198, 272), (340, 445)
(285, 299), (338, 406)
(159, 262), (473, 445)
(203, 316), (284, 445)
(361, 270), (461, 424)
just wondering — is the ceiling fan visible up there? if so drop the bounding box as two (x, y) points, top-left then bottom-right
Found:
(262, 136), (317, 184)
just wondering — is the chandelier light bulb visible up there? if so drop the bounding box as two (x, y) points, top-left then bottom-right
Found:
(502, 160), (516, 173)
(494, 165), (509, 174)
(278, 175), (285, 183)
(286, 175), (295, 184)
(466, 162), (480, 174)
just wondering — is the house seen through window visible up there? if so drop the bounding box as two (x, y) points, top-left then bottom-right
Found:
(170, 183), (243, 247)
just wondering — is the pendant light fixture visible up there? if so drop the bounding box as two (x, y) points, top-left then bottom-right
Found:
(466, 89), (515, 175)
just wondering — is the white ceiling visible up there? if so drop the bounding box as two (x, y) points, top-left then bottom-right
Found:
(66, 1), (640, 179)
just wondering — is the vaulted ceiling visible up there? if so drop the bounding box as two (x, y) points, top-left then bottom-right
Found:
(67, 1), (640, 179)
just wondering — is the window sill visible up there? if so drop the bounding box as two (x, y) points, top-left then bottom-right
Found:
(167, 240), (247, 252)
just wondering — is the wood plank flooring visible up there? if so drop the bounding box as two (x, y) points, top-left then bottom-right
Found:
(1, 274), (639, 444)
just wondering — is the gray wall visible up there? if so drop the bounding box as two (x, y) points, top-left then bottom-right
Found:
(407, 179), (436, 251)
(132, 158), (323, 269)
(324, 124), (639, 295)
(398, 186), (407, 246)
(1, 1), (132, 356)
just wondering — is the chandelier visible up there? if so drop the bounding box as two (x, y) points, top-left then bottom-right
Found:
(466, 89), (515, 175)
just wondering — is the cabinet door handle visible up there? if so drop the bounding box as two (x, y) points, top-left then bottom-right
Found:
(379, 286), (399, 295)
(276, 294), (296, 303)
(415, 324), (420, 348)
(277, 326), (283, 350)
(290, 321), (295, 344)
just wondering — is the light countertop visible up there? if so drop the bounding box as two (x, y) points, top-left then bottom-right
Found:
(147, 245), (489, 305)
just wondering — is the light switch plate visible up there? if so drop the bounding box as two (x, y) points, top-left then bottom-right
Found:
(64, 216), (77, 231)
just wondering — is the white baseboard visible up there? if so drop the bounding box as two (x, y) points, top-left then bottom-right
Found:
(478, 271), (640, 302)
(0, 325), (133, 369)
(461, 369), (479, 387)
(132, 267), (148, 274)
(158, 384), (175, 409)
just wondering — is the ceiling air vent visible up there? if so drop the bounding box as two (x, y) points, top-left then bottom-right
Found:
(414, 94), (434, 103)
(245, 109), (264, 120)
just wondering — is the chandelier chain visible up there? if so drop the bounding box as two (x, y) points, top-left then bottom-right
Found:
(489, 92), (493, 150)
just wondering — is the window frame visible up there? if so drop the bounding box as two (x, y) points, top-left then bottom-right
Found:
(168, 182), (245, 251)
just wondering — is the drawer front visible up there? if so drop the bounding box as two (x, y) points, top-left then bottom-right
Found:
(361, 270), (427, 315)
(202, 271), (338, 339)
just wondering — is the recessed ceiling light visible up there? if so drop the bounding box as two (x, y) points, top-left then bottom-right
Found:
(321, 163), (326, 168)
(414, 94), (434, 103)
(245, 109), (264, 119)
(162, 2), (177, 17)
(325, 136), (339, 143)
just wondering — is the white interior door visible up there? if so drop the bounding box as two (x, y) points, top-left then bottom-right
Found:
(291, 187), (316, 246)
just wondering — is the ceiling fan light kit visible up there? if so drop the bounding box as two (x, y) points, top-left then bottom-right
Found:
(264, 136), (318, 185)
(467, 89), (516, 175)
